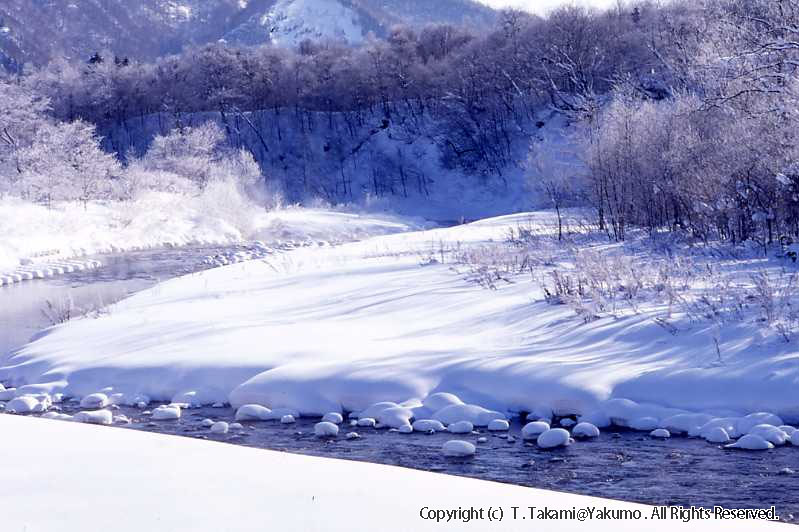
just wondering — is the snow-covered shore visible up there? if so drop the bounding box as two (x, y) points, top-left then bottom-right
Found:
(2, 212), (799, 439)
(0, 414), (777, 531)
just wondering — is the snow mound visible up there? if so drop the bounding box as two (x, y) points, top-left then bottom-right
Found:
(398, 424), (413, 434)
(322, 412), (343, 424)
(412, 419), (445, 433)
(432, 403), (504, 427)
(726, 434), (774, 450)
(447, 421), (474, 434)
(79, 393), (109, 409)
(537, 428), (571, 449)
(314, 421), (339, 437)
(628, 417), (659, 431)
(487, 419), (510, 432)
(747, 424), (788, 446)
(235, 404), (272, 421)
(695, 418), (740, 439)
(779, 425), (797, 436)
(151, 405), (181, 420)
(650, 429), (670, 438)
(376, 406), (414, 429)
(442, 440), (476, 458)
(280, 415), (296, 424)
(74, 409), (113, 425)
(211, 421), (229, 434)
(521, 421), (550, 440)
(357, 418), (376, 428)
(423, 393), (463, 412)
(660, 413), (714, 435)
(572, 422), (600, 439)
(737, 413), (783, 435)
(7, 395), (47, 414)
(704, 427), (730, 444)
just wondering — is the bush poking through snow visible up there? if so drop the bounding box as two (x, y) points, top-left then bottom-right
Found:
(442, 440), (476, 458)
(314, 422), (339, 437)
(572, 422), (600, 439)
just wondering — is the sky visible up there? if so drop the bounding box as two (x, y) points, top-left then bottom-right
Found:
(478, 0), (618, 15)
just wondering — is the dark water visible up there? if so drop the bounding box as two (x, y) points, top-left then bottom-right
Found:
(2, 244), (798, 522)
(26, 402), (798, 523)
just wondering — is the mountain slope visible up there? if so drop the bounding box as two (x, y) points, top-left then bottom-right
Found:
(0, 0), (497, 68)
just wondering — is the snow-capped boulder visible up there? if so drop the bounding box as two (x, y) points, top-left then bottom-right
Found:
(703, 427), (730, 444)
(377, 407), (414, 429)
(660, 413), (713, 435)
(726, 434), (774, 450)
(264, 407), (300, 421)
(74, 410), (113, 425)
(650, 429), (670, 439)
(537, 428), (571, 449)
(234, 404), (272, 421)
(314, 421), (339, 437)
(357, 417), (376, 428)
(211, 421), (229, 434)
(113, 415), (131, 424)
(521, 421), (550, 440)
(281, 415), (296, 424)
(696, 418), (740, 439)
(229, 423), (244, 430)
(423, 393), (463, 413)
(487, 419), (510, 432)
(628, 417), (659, 431)
(747, 424), (788, 446)
(202, 419), (215, 427)
(442, 440), (476, 458)
(398, 424), (413, 434)
(151, 405), (181, 420)
(432, 403), (505, 426)
(7, 396), (43, 414)
(358, 402), (400, 420)
(412, 419), (446, 432)
(79, 393), (109, 409)
(447, 421), (474, 434)
(779, 425), (797, 437)
(322, 412), (343, 424)
(737, 413), (783, 435)
(578, 410), (611, 428)
(345, 432), (360, 440)
(572, 422), (600, 439)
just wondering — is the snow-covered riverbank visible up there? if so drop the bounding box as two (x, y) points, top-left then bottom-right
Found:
(3, 211), (799, 441)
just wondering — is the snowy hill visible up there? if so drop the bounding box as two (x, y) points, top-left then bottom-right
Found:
(0, 0), (497, 67)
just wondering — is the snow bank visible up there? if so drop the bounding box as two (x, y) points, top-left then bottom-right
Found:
(7, 415), (708, 532)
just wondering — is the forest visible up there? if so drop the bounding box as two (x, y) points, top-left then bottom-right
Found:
(2, 0), (799, 245)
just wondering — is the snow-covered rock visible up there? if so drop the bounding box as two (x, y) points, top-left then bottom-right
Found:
(779, 425), (797, 436)
(0, 388), (17, 401)
(725, 434), (774, 450)
(151, 405), (181, 420)
(559, 418), (576, 428)
(537, 428), (571, 449)
(521, 421), (550, 440)
(376, 407), (414, 429)
(281, 415), (296, 424)
(202, 418), (215, 427)
(572, 422), (600, 439)
(695, 418), (740, 439)
(442, 440), (476, 458)
(628, 417), (659, 431)
(487, 419), (510, 432)
(736, 413), (783, 435)
(704, 427), (730, 444)
(211, 422), (229, 434)
(314, 421), (339, 437)
(357, 418), (376, 428)
(322, 412), (343, 424)
(660, 413), (713, 435)
(113, 415), (131, 424)
(747, 424), (788, 446)
(235, 404), (272, 421)
(792, 431), (799, 446)
(447, 421), (474, 434)
(358, 402), (400, 420)
(345, 432), (360, 440)
(264, 407), (300, 421)
(79, 393), (109, 409)
(73, 409), (113, 425)
(6, 396), (43, 414)
(433, 403), (504, 427)
(398, 424), (413, 434)
(650, 429), (670, 438)
(423, 393), (463, 412)
(412, 419), (446, 432)
(229, 423), (244, 430)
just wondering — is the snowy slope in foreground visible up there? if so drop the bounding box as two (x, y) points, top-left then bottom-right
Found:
(0, 415), (771, 531)
(2, 212), (799, 424)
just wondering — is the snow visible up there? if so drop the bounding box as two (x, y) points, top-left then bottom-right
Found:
(747, 425), (788, 446)
(202, 418), (215, 427)
(447, 421), (473, 434)
(792, 431), (799, 446)
(260, 0), (366, 47)
(322, 412), (343, 424)
(537, 428), (572, 449)
(345, 431), (360, 440)
(314, 421), (339, 437)
(73, 409), (113, 425)
(5, 211), (799, 443)
(210, 421), (229, 434)
(487, 419), (510, 431)
(280, 414), (296, 424)
(357, 418), (376, 428)
(151, 404), (181, 420)
(442, 440), (476, 458)
(79, 393), (109, 409)
(5, 414), (714, 532)
(726, 434), (774, 451)
(650, 429), (671, 439)
(412, 419), (446, 432)
(6, 395), (46, 414)
(521, 421), (550, 440)
(572, 422), (600, 439)
(704, 427), (731, 444)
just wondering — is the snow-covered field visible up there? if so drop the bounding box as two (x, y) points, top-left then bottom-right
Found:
(0, 192), (425, 274)
(4, 413), (772, 532)
(3, 211), (799, 452)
